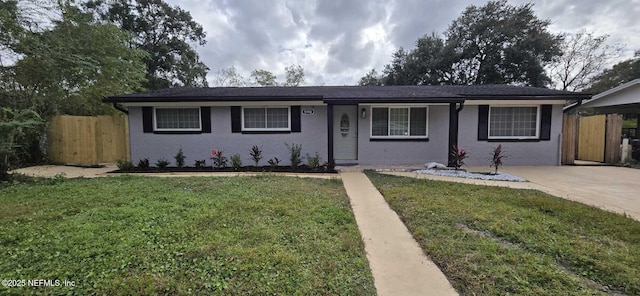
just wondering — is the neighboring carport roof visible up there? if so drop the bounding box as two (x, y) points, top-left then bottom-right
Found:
(103, 84), (589, 104)
(577, 79), (640, 113)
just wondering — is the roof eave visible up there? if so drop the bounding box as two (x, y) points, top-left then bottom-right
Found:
(323, 97), (464, 104)
(464, 94), (590, 100)
(103, 95), (325, 103)
(591, 78), (640, 100)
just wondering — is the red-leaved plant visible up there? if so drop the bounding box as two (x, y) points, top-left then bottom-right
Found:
(450, 145), (468, 171)
(211, 150), (228, 168)
(490, 144), (506, 175)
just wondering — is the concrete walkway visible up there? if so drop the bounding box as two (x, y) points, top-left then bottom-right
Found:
(385, 165), (640, 221)
(340, 172), (457, 296)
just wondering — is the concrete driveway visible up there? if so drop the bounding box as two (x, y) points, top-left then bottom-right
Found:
(500, 166), (640, 221)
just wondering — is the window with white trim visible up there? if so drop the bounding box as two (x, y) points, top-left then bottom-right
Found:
(242, 107), (290, 131)
(371, 107), (428, 138)
(154, 107), (201, 131)
(489, 106), (539, 138)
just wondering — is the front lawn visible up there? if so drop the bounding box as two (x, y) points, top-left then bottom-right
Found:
(366, 171), (639, 295)
(0, 175), (375, 295)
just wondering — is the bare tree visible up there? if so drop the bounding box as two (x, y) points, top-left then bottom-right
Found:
(212, 65), (305, 87)
(549, 30), (622, 91)
(210, 66), (247, 87)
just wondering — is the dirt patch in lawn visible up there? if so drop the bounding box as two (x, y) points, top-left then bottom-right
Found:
(10, 164), (116, 178)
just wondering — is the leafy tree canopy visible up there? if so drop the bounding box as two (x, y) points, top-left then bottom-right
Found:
(444, 0), (560, 86)
(0, 0), (21, 54)
(586, 51), (640, 94)
(1, 1), (147, 116)
(84, 0), (209, 89)
(283, 64), (305, 86)
(361, 0), (561, 87)
(358, 68), (383, 86)
(250, 69), (277, 87)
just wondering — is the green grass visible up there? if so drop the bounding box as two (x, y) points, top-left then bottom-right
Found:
(0, 175), (375, 295)
(365, 171), (640, 295)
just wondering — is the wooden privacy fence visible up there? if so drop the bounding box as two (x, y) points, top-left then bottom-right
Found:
(563, 114), (623, 164)
(561, 114), (578, 164)
(604, 114), (623, 163)
(577, 115), (606, 162)
(47, 115), (130, 166)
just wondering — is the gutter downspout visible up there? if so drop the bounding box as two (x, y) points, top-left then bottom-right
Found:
(447, 101), (464, 167)
(563, 98), (584, 113)
(112, 103), (128, 115)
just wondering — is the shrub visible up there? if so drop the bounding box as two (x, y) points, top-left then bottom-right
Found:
(267, 157), (280, 168)
(211, 150), (228, 168)
(285, 143), (302, 168)
(116, 160), (134, 171)
(194, 159), (206, 168)
(0, 108), (44, 180)
(174, 148), (186, 168)
(306, 152), (322, 170)
(249, 145), (263, 166)
(155, 158), (170, 169)
(450, 145), (468, 171)
(490, 144), (506, 174)
(137, 158), (149, 169)
(231, 154), (242, 169)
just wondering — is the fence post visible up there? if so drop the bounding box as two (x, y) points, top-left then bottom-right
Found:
(561, 114), (577, 165)
(604, 114), (623, 164)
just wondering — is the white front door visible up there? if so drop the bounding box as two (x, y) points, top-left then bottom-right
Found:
(333, 105), (358, 160)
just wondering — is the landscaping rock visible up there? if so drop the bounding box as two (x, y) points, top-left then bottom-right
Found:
(414, 169), (526, 182)
(425, 162), (449, 170)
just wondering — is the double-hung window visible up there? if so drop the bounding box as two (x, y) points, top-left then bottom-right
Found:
(242, 107), (290, 131)
(154, 107), (201, 131)
(371, 107), (428, 138)
(488, 106), (539, 139)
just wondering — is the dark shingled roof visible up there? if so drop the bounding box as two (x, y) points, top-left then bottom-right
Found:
(103, 85), (590, 103)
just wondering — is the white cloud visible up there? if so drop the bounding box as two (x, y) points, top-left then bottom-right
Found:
(166, 0), (640, 86)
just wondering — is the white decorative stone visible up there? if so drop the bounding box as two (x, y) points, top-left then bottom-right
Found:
(414, 169), (527, 182)
(425, 162), (448, 170)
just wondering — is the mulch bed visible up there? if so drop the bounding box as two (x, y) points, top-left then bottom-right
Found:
(110, 165), (337, 174)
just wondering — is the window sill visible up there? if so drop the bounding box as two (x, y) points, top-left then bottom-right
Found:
(241, 130), (292, 134)
(153, 130), (202, 134)
(486, 138), (541, 142)
(369, 138), (429, 142)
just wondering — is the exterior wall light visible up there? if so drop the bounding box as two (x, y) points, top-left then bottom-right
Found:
(361, 108), (367, 119)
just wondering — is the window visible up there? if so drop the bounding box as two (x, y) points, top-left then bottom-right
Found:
(242, 107), (290, 131)
(154, 108), (201, 131)
(489, 106), (539, 138)
(371, 107), (428, 138)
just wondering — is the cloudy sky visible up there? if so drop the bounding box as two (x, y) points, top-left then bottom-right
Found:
(166, 0), (640, 86)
